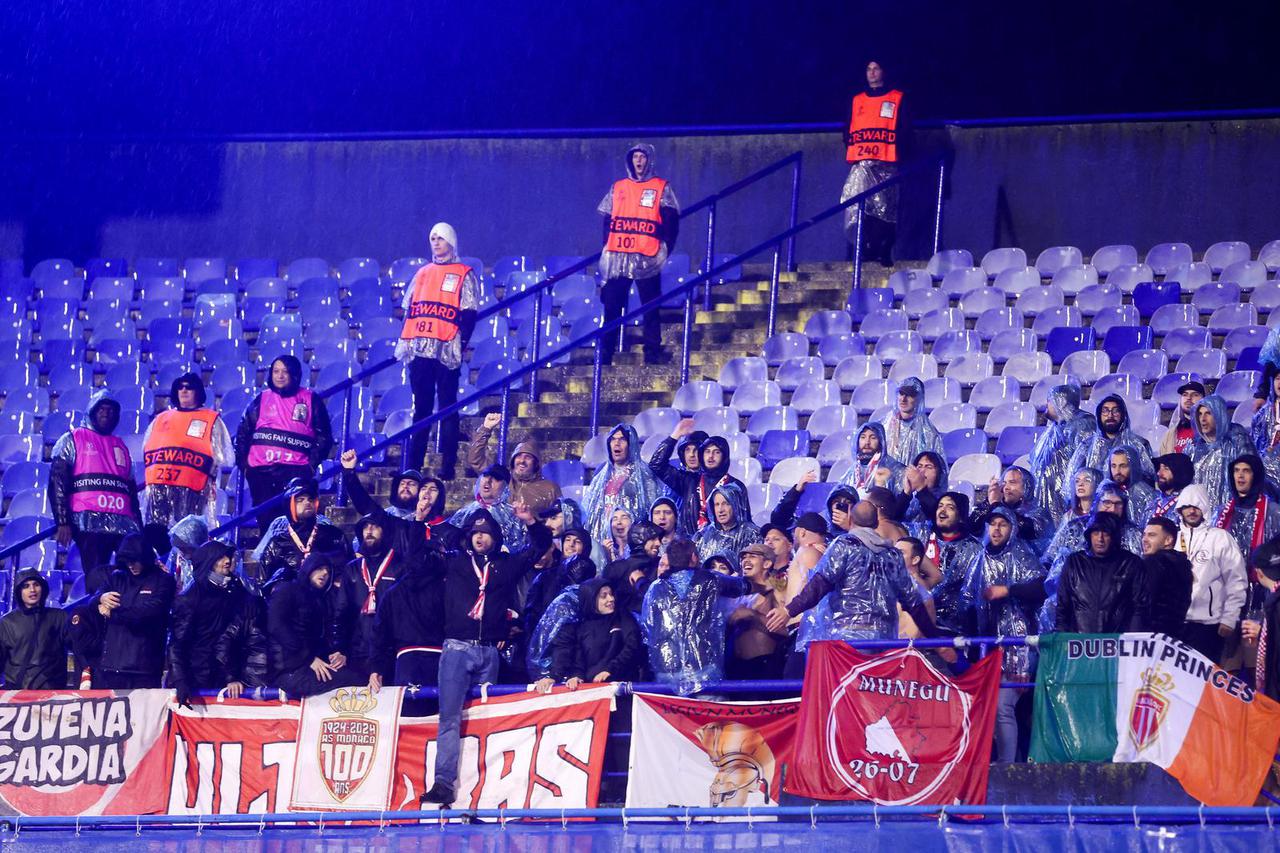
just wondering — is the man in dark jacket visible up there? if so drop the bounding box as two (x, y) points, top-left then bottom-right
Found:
(267, 552), (368, 697)
(385, 469), (424, 520)
(1151, 453), (1196, 522)
(650, 420), (747, 537)
(235, 354), (335, 529)
(343, 514), (405, 677)
(370, 553), (446, 691)
(422, 507), (552, 806)
(76, 533), (176, 688)
(169, 540), (267, 703)
(1056, 512), (1150, 633)
(1140, 517), (1194, 637)
(256, 477), (350, 594)
(341, 449), (454, 560)
(0, 569), (70, 688)
(524, 526), (597, 640)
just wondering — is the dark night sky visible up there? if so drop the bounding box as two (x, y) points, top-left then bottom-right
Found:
(1, 1), (1275, 136)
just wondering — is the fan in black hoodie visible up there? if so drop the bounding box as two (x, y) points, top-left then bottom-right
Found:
(524, 526), (597, 639)
(649, 427), (746, 536)
(256, 477), (350, 597)
(267, 552), (368, 697)
(602, 521), (663, 612)
(342, 514), (405, 677)
(0, 569), (70, 688)
(1056, 512), (1150, 633)
(169, 541), (267, 703)
(547, 578), (642, 687)
(341, 450), (458, 558)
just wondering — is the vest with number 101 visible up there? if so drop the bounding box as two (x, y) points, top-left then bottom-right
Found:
(606, 177), (667, 257)
(401, 262), (471, 343)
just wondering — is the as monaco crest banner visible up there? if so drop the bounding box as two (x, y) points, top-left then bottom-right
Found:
(787, 641), (1001, 804)
(0, 689), (172, 816)
(389, 685), (615, 811)
(626, 693), (798, 810)
(289, 686), (405, 811)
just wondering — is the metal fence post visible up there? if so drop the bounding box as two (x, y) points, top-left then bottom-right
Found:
(336, 383), (352, 507)
(498, 383), (511, 462)
(702, 202), (716, 310)
(933, 159), (946, 256)
(786, 155), (802, 272)
(852, 199), (865, 292)
(767, 246), (781, 338)
(528, 290), (543, 403)
(590, 340), (604, 439)
(680, 288), (694, 387)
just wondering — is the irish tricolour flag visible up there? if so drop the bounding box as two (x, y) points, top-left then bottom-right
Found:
(1030, 633), (1280, 805)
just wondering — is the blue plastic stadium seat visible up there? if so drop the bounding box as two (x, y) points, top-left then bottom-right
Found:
(729, 380), (782, 415)
(746, 405), (799, 440)
(789, 379), (842, 415)
(185, 258), (227, 285)
(916, 308), (965, 343)
(968, 376), (1020, 412)
(805, 405), (857, 440)
(1061, 350), (1110, 383)
(925, 249), (974, 281)
(1045, 326), (1096, 363)
(846, 288), (894, 322)
(940, 267), (988, 299)
(673, 381), (724, 415)
(763, 333), (811, 367)
(817, 333), (866, 366)
(923, 376), (963, 409)
(1116, 350), (1169, 382)
(1017, 284), (1066, 315)
(1144, 242), (1193, 276)
(757, 429), (811, 470)
(1220, 259), (1268, 290)
(691, 406), (741, 437)
(718, 357), (769, 393)
(932, 330), (981, 364)
(942, 428), (986, 464)
(1102, 326), (1152, 364)
(285, 257), (331, 281)
(1175, 349), (1227, 378)
(902, 286), (948, 320)
(929, 402), (977, 433)
(974, 308), (1023, 341)
(1075, 283), (1123, 318)
(1191, 281), (1242, 314)
(775, 356), (825, 392)
(1003, 352), (1054, 386)
(1237, 346), (1262, 373)
(850, 378), (894, 414)
(1204, 241), (1252, 274)
(1216, 370), (1260, 407)
(833, 355), (883, 390)
(989, 329), (1037, 364)
(980, 247), (1027, 279)
(944, 353), (994, 386)
(1035, 246), (1083, 277)
(1208, 305), (1258, 335)
(1031, 306), (1081, 338)
(887, 352), (939, 382)
(958, 286), (1006, 319)
(886, 269), (932, 298)
(1090, 245), (1138, 277)
(1132, 281), (1181, 317)
(995, 425), (1040, 464)
(984, 401), (1037, 438)
(804, 310), (854, 342)
(874, 330), (923, 364)
(1224, 325), (1267, 359)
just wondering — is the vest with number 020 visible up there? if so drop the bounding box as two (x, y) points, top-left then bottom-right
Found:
(70, 428), (136, 517)
(143, 409), (218, 491)
(400, 262), (471, 343)
(247, 388), (316, 468)
(846, 89), (903, 164)
(606, 177), (667, 257)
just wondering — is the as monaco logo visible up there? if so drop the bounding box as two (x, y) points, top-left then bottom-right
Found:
(1128, 667), (1173, 752)
(824, 648), (972, 805)
(317, 688), (380, 802)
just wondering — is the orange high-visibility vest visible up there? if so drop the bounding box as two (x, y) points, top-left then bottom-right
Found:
(846, 89), (903, 164)
(606, 177), (667, 256)
(143, 409), (218, 491)
(400, 262), (471, 343)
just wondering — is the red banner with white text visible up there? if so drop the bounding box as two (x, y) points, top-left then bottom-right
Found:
(786, 642), (1001, 804)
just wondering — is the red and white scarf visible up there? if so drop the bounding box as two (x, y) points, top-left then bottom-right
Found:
(697, 474), (730, 528)
(1152, 491), (1180, 519)
(467, 555), (491, 621)
(1217, 494), (1270, 554)
(359, 549), (396, 615)
(855, 453), (881, 490)
(287, 524), (318, 557)
(925, 530), (964, 564)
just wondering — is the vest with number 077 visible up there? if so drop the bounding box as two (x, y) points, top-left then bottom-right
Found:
(401, 262), (472, 343)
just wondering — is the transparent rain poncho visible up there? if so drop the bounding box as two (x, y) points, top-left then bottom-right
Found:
(582, 423), (671, 553)
(449, 477), (529, 553)
(960, 506), (1046, 680)
(802, 526), (924, 642)
(878, 378), (945, 466)
(692, 481), (762, 564)
(1066, 395), (1155, 485)
(1189, 395), (1255, 511)
(640, 568), (742, 695)
(1030, 385), (1095, 525)
(838, 423), (907, 496)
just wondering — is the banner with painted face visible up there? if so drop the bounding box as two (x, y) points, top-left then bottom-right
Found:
(0, 689), (172, 816)
(625, 693), (799, 813)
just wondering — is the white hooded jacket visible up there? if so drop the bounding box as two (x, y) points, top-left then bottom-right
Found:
(1174, 484), (1248, 628)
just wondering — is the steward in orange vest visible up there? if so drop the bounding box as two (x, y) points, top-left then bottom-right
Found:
(840, 61), (909, 266)
(142, 372), (232, 529)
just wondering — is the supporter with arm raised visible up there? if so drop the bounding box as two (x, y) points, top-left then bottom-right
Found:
(465, 412), (562, 516)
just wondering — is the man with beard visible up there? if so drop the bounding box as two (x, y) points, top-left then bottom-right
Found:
(866, 486), (909, 542)
(466, 413), (562, 516)
(693, 482), (763, 563)
(1067, 394), (1155, 484)
(582, 423), (670, 551)
(899, 450), (948, 538)
(1141, 517), (1194, 638)
(1056, 512), (1149, 633)
(1214, 454), (1280, 564)
(972, 465), (1054, 556)
(383, 469), (424, 521)
(649, 424), (709, 517)
(1189, 395), (1254, 510)
(1151, 453), (1195, 522)
(421, 507), (551, 806)
(1107, 446), (1157, 526)
(342, 514), (405, 678)
(880, 378), (944, 466)
(525, 526), (598, 645)
(235, 354), (334, 529)
(49, 389), (144, 589)
(650, 420), (746, 536)
(449, 464), (528, 552)
(923, 491), (983, 635)
(839, 423), (907, 496)
(1174, 484), (1248, 661)
(255, 478), (350, 594)
(0, 570), (71, 688)
(765, 502), (939, 642)
(341, 450), (453, 558)
(77, 534), (175, 688)
(1030, 384), (1096, 523)
(141, 373), (233, 529)
(1160, 380), (1205, 456)
(268, 552), (368, 697)
(963, 507), (1046, 762)
(169, 541), (267, 704)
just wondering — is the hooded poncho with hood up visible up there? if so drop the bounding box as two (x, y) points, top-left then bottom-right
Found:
(0, 568), (70, 689)
(1190, 395), (1256, 511)
(960, 506), (1047, 680)
(879, 378), (944, 466)
(525, 526), (598, 642)
(1106, 445), (1158, 527)
(49, 389), (143, 537)
(550, 577), (642, 683)
(640, 562), (747, 695)
(1213, 453), (1280, 562)
(266, 553), (345, 679)
(839, 423), (907, 496)
(972, 465), (1055, 556)
(165, 514), (210, 587)
(449, 470), (528, 553)
(650, 433), (748, 537)
(583, 423), (672, 552)
(1030, 384), (1096, 524)
(602, 520), (662, 601)
(81, 533), (176, 680)
(597, 142), (681, 282)
(1151, 453), (1195, 521)
(234, 355), (333, 471)
(902, 450), (949, 539)
(465, 428), (562, 517)
(1251, 373), (1280, 460)
(168, 541), (267, 702)
(1067, 394), (1155, 485)
(1055, 512), (1149, 635)
(922, 491), (983, 634)
(692, 481), (762, 564)
(142, 373), (234, 528)
(1060, 466), (1103, 520)
(786, 523), (933, 643)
